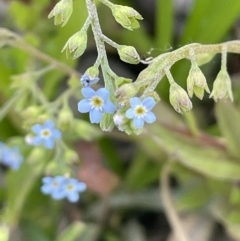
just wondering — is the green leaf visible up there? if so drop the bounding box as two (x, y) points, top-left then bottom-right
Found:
(55, 222), (86, 241)
(215, 101), (240, 157)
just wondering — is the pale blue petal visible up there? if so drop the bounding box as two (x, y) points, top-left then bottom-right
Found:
(90, 77), (99, 85)
(96, 88), (109, 101)
(32, 124), (42, 134)
(144, 111), (156, 123)
(133, 117), (144, 128)
(76, 182), (87, 192)
(41, 184), (52, 194)
(142, 97), (156, 110)
(130, 97), (141, 107)
(32, 136), (43, 146)
(78, 99), (91, 113)
(42, 177), (53, 184)
(51, 189), (66, 200)
(82, 87), (95, 98)
(126, 108), (134, 119)
(52, 129), (62, 139)
(89, 109), (103, 123)
(44, 120), (54, 129)
(44, 138), (54, 149)
(11, 162), (21, 170)
(103, 101), (116, 114)
(55, 176), (65, 183)
(67, 191), (79, 202)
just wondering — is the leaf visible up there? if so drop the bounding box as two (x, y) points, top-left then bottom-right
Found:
(55, 222), (86, 241)
(215, 101), (240, 157)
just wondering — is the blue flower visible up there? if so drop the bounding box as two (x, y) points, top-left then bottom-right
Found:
(78, 87), (116, 124)
(1, 147), (23, 170)
(80, 74), (99, 87)
(41, 176), (66, 200)
(126, 97), (156, 128)
(31, 120), (62, 149)
(41, 176), (87, 203)
(62, 178), (87, 202)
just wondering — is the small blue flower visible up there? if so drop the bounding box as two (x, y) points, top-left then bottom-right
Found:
(78, 87), (116, 124)
(2, 147), (23, 170)
(62, 178), (87, 202)
(80, 74), (99, 87)
(126, 97), (156, 128)
(41, 176), (87, 202)
(41, 176), (66, 200)
(31, 120), (62, 149)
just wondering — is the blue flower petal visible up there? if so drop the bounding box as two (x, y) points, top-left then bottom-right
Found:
(96, 88), (109, 101)
(51, 189), (66, 200)
(67, 191), (79, 202)
(144, 111), (156, 123)
(52, 129), (62, 139)
(142, 97), (156, 110)
(130, 97), (141, 107)
(78, 99), (91, 113)
(133, 117), (144, 128)
(32, 124), (42, 134)
(44, 138), (54, 149)
(82, 87), (95, 98)
(44, 120), (54, 129)
(41, 184), (52, 194)
(126, 108), (134, 119)
(89, 109), (103, 123)
(103, 101), (116, 114)
(76, 182), (87, 192)
(32, 136), (43, 146)
(42, 177), (53, 184)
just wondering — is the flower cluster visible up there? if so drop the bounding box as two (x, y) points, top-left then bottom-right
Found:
(30, 120), (62, 149)
(0, 143), (23, 170)
(41, 176), (87, 203)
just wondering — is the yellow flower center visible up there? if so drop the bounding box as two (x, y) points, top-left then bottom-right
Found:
(41, 129), (51, 138)
(67, 184), (74, 191)
(135, 105), (146, 117)
(52, 182), (59, 188)
(91, 96), (103, 109)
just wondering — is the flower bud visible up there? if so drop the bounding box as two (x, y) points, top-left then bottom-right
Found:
(64, 149), (79, 164)
(48, 0), (73, 27)
(116, 83), (139, 103)
(169, 82), (193, 114)
(111, 5), (143, 30)
(187, 65), (210, 99)
(115, 76), (132, 88)
(57, 103), (74, 130)
(21, 106), (42, 120)
(210, 69), (233, 102)
(80, 66), (99, 87)
(117, 45), (140, 64)
(62, 30), (87, 59)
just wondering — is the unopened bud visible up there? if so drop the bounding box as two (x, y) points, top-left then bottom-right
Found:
(115, 76), (132, 88)
(169, 82), (193, 114)
(187, 65), (210, 99)
(62, 30), (87, 59)
(80, 66), (99, 87)
(21, 106), (42, 120)
(64, 149), (79, 164)
(58, 103), (74, 130)
(111, 5), (143, 30)
(117, 45), (140, 64)
(116, 83), (139, 103)
(48, 0), (73, 27)
(210, 69), (233, 102)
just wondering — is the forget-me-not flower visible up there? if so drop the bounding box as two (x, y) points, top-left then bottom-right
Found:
(41, 176), (66, 200)
(126, 97), (156, 128)
(62, 178), (87, 202)
(1, 147), (23, 170)
(80, 74), (99, 87)
(31, 120), (62, 149)
(41, 176), (87, 202)
(78, 87), (116, 124)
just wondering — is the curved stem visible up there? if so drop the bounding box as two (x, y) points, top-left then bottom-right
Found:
(161, 162), (190, 241)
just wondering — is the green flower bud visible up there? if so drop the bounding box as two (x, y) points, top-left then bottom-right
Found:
(64, 149), (79, 164)
(85, 65), (99, 78)
(21, 106), (42, 120)
(115, 76), (132, 88)
(111, 5), (143, 30)
(187, 65), (210, 99)
(210, 69), (233, 102)
(62, 30), (87, 59)
(57, 103), (74, 130)
(48, 0), (73, 27)
(116, 83), (139, 103)
(100, 114), (115, 132)
(117, 45), (140, 64)
(169, 82), (193, 114)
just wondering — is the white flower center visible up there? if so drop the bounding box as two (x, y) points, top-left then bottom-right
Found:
(41, 129), (51, 138)
(134, 105), (147, 117)
(91, 96), (104, 110)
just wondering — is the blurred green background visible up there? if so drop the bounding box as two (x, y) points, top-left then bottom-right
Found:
(1, 0), (240, 240)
